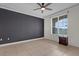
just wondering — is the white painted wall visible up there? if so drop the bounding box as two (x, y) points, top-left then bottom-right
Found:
(44, 5), (79, 47)
(68, 5), (79, 47)
(44, 17), (52, 40)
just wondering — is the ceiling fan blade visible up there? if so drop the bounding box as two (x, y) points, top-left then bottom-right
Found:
(45, 8), (52, 10)
(33, 8), (41, 10)
(37, 3), (41, 7)
(45, 3), (52, 7)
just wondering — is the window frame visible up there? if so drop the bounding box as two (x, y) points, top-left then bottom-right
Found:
(52, 14), (68, 36)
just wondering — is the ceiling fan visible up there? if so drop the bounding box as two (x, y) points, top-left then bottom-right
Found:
(33, 3), (52, 13)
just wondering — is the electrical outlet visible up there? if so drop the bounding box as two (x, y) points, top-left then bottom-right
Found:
(8, 37), (10, 40)
(0, 38), (2, 41)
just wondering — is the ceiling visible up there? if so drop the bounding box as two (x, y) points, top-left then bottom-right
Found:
(0, 3), (78, 18)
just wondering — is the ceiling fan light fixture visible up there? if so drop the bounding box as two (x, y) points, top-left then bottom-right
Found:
(34, 3), (52, 13)
(41, 7), (45, 10)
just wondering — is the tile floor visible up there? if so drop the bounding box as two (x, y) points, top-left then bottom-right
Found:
(0, 39), (79, 56)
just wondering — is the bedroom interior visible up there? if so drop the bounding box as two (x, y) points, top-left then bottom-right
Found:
(0, 3), (79, 56)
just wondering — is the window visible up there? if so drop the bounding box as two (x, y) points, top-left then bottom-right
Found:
(52, 15), (68, 35)
(53, 17), (58, 34)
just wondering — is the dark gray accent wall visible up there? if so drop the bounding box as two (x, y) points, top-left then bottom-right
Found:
(0, 8), (44, 44)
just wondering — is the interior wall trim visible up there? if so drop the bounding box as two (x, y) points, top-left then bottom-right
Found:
(0, 37), (44, 47)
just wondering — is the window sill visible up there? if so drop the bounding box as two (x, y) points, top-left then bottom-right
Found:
(53, 34), (68, 37)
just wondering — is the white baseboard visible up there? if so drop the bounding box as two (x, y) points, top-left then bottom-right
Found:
(0, 37), (44, 47)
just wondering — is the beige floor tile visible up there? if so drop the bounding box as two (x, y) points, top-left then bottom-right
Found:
(0, 39), (79, 56)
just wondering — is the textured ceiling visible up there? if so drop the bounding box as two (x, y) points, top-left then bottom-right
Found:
(0, 3), (77, 18)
